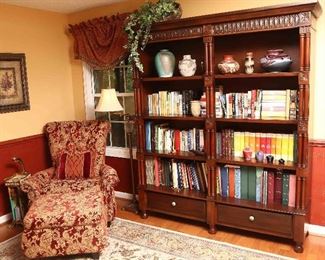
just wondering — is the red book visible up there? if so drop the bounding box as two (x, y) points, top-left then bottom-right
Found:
(288, 175), (296, 207)
(251, 89), (257, 118)
(228, 167), (235, 198)
(265, 133), (272, 155)
(154, 158), (160, 187)
(274, 171), (283, 204)
(260, 133), (267, 153)
(174, 130), (180, 152)
(267, 170), (275, 204)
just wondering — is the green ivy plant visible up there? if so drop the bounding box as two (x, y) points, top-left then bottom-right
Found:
(124, 0), (181, 72)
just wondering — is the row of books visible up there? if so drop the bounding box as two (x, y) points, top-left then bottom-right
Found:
(145, 122), (205, 152)
(216, 130), (296, 161)
(147, 90), (195, 116)
(145, 159), (207, 192)
(218, 89), (298, 119)
(217, 165), (296, 207)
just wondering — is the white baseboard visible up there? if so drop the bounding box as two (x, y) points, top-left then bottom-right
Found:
(0, 213), (12, 225)
(115, 191), (135, 200)
(306, 223), (325, 237)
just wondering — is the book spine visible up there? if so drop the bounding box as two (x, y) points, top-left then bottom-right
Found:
(267, 170), (275, 204)
(234, 168), (241, 199)
(274, 171), (283, 204)
(282, 173), (290, 206)
(288, 174), (296, 207)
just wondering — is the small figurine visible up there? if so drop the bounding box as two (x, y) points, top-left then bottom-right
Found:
(255, 150), (264, 162)
(278, 158), (285, 165)
(266, 155), (274, 164)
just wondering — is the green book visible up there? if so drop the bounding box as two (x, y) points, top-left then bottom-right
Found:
(240, 166), (249, 199)
(248, 167), (256, 201)
(282, 173), (290, 206)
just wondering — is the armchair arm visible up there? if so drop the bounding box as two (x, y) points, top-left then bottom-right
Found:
(99, 164), (119, 218)
(100, 164), (119, 189)
(20, 167), (54, 202)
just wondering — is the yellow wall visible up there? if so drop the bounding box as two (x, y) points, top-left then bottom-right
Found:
(0, 4), (75, 142)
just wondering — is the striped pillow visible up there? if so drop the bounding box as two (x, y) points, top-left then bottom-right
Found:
(55, 151), (93, 180)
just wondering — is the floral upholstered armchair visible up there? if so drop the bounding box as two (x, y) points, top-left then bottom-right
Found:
(21, 120), (119, 222)
(19, 120), (119, 258)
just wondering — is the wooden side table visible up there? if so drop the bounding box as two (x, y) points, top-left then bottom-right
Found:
(4, 174), (29, 226)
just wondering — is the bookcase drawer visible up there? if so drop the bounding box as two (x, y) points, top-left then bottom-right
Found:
(147, 192), (206, 221)
(217, 204), (293, 238)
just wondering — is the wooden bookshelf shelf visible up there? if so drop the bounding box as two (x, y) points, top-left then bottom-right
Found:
(216, 195), (305, 215)
(146, 184), (207, 200)
(144, 151), (206, 161)
(216, 156), (297, 170)
(143, 115), (205, 121)
(215, 72), (299, 79)
(215, 118), (298, 125)
(142, 75), (203, 82)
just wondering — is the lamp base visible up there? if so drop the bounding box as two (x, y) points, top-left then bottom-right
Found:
(121, 196), (139, 214)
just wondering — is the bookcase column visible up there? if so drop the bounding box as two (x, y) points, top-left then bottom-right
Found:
(204, 32), (217, 233)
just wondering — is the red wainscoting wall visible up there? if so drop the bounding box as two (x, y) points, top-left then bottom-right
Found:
(0, 134), (324, 227)
(0, 134), (136, 217)
(309, 140), (325, 226)
(0, 134), (51, 216)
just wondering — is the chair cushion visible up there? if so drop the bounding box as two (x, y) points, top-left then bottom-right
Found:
(24, 186), (104, 229)
(55, 151), (94, 179)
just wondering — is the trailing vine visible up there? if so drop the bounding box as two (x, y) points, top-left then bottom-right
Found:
(124, 0), (181, 72)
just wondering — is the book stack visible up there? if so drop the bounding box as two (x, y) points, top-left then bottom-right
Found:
(147, 90), (194, 116)
(146, 158), (207, 192)
(216, 130), (296, 162)
(145, 121), (204, 153)
(261, 90), (287, 119)
(218, 89), (297, 119)
(216, 165), (296, 207)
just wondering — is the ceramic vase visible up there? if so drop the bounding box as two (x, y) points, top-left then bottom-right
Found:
(260, 49), (292, 72)
(178, 55), (197, 77)
(155, 49), (175, 77)
(190, 101), (201, 117)
(243, 147), (252, 161)
(217, 55), (240, 74)
(245, 52), (254, 74)
(255, 150), (264, 162)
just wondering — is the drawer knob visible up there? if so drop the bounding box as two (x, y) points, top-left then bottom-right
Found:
(249, 215), (255, 222)
(171, 201), (176, 207)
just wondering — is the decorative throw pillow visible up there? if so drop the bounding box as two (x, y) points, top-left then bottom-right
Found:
(55, 151), (93, 180)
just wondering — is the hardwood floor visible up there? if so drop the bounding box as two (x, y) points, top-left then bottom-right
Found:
(1, 198), (324, 260)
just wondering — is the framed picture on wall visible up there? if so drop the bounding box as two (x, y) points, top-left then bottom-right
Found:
(0, 53), (30, 113)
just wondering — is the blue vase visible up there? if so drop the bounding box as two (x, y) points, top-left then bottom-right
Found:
(155, 49), (175, 77)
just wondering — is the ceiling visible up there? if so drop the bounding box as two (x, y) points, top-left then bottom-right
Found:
(0, 0), (128, 14)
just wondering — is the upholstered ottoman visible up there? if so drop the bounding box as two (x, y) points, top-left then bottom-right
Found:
(22, 186), (108, 259)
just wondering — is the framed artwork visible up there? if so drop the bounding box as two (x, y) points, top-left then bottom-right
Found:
(0, 53), (30, 113)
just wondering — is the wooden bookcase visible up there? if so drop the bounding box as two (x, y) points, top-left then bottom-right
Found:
(133, 1), (321, 252)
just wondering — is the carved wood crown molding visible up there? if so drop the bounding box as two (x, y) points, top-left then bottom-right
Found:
(150, 11), (312, 42)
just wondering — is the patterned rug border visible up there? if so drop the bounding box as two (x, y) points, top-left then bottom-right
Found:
(114, 217), (296, 260)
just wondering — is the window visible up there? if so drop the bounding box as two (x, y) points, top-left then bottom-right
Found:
(83, 61), (136, 158)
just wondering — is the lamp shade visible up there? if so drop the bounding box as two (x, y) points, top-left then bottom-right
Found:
(95, 89), (123, 112)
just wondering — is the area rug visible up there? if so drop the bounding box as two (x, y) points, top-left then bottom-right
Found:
(0, 217), (295, 260)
